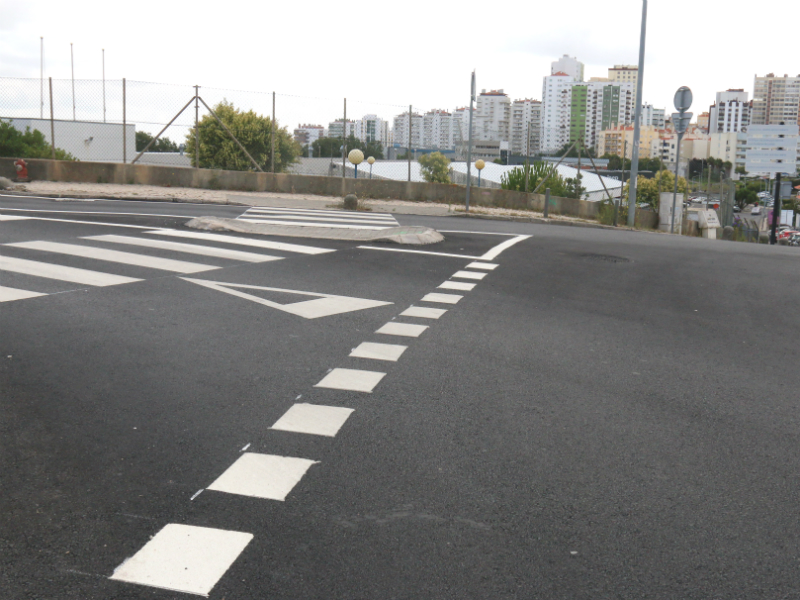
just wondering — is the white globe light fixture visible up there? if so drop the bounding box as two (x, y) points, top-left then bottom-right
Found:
(367, 156), (375, 179)
(348, 149), (365, 179)
(475, 159), (486, 187)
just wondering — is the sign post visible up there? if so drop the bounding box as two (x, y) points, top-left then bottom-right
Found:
(669, 86), (693, 234)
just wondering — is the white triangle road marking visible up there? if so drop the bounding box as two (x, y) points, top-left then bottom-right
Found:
(181, 278), (392, 319)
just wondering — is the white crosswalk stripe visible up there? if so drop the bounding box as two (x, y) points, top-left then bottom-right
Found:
(236, 206), (400, 230)
(82, 235), (282, 263)
(0, 254), (141, 286)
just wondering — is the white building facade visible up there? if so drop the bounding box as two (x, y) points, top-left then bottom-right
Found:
(328, 119), (355, 139)
(509, 99), (542, 156)
(293, 124), (326, 146)
(354, 115), (389, 144)
(540, 72), (576, 153)
(551, 55), (584, 81)
(392, 111), (424, 149)
(421, 110), (456, 150)
(640, 103), (666, 128)
(474, 89), (511, 142)
(709, 90), (751, 133)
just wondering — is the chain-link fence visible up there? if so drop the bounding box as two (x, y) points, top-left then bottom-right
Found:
(1, 76), (623, 202)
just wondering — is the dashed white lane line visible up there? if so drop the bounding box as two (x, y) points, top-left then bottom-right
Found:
(0, 285), (47, 302)
(400, 306), (447, 319)
(349, 342), (408, 362)
(82, 235), (282, 263)
(314, 368), (386, 393)
(147, 229), (334, 255)
(451, 270), (486, 281)
(206, 453), (318, 501)
(0, 215), (31, 221)
(376, 322), (429, 338)
(467, 262), (498, 270)
(0, 255), (141, 286)
(7, 241), (217, 274)
(439, 281), (476, 291)
(421, 292), (462, 304)
(270, 403), (355, 437)
(109, 524), (253, 597)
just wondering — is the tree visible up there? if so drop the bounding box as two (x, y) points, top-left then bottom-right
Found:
(311, 137), (344, 158)
(0, 119), (76, 160)
(623, 170), (688, 209)
(547, 141), (595, 158)
(135, 131), (179, 153)
(735, 166), (747, 175)
(184, 101), (300, 172)
(418, 152), (450, 184)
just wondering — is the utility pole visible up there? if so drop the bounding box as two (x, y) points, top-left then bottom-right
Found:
(465, 71), (476, 213)
(194, 85), (199, 169)
(627, 0), (648, 226)
(70, 42), (76, 121)
(102, 49), (106, 123)
(408, 104), (412, 182)
(40, 37), (44, 119)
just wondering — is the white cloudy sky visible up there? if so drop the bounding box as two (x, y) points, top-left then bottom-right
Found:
(1, 0), (798, 130)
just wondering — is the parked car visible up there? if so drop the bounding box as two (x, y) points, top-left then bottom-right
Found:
(751, 206), (762, 215)
(733, 205), (741, 213)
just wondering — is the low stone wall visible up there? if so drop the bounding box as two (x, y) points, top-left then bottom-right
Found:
(1, 157), (654, 225)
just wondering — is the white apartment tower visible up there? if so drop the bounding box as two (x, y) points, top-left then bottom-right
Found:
(608, 65), (638, 91)
(709, 90), (751, 133)
(540, 72), (576, 153)
(510, 99), (542, 156)
(640, 104), (666, 128)
(293, 124), (326, 147)
(328, 119), (355, 139)
(354, 115), (389, 144)
(475, 89), (511, 142)
(392, 111), (423, 149)
(422, 110), (456, 150)
(551, 55), (584, 82)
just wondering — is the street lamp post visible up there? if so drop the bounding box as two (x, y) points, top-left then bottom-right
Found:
(367, 156), (375, 179)
(475, 159), (485, 187)
(348, 149), (364, 179)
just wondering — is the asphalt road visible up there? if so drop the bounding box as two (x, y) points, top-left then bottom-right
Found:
(2, 195), (800, 599)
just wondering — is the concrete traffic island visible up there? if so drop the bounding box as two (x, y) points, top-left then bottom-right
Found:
(184, 216), (445, 245)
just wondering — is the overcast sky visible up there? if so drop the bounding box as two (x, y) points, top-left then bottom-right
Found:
(2, 0), (798, 130)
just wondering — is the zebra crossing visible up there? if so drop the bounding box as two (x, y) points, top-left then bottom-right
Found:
(235, 206), (400, 230)
(0, 229), (334, 305)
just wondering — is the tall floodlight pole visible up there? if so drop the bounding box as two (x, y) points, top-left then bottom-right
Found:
(465, 70), (476, 213)
(627, 0), (648, 226)
(40, 37), (44, 118)
(70, 42), (76, 121)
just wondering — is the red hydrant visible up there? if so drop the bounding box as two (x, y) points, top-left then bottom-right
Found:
(14, 158), (28, 181)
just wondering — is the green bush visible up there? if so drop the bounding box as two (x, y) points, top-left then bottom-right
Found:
(418, 151), (451, 184)
(0, 119), (76, 160)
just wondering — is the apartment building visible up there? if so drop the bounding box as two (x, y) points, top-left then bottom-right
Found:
(551, 55), (584, 81)
(709, 132), (747, 173)
(354, 115), (389, 144)
(293, 124), (326, 146)
(475, 89), (511, 142)
(597, 125), (661, 160)
(509, 99), (541, 156)
(422, 110), (456, 150)
(709, 89), (751, 133)
(540, 72), (576, 153)
(608, 65), (638, 91)
(328, 119), (355, 139)
(752, 74), (800, 126)
(572, 81), (635, 151)
(640, 103), (666, 128)
(392, 111), (424, 149)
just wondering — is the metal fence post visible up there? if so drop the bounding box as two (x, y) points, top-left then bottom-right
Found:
(271, 91), (276, 174)
(342, 98), (346, 179)
(194, 85), (199, 169)
(122, 78), (126, 164)
(408, 104), (412, 182)
(544, 188), (550, 218)
(48, 77), (55, 160)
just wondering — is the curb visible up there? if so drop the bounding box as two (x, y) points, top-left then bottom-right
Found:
(0, 190), (250, 206)
(451, 212), (648, 232)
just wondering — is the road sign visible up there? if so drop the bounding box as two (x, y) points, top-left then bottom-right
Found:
(671, 112), (693, 135)
(674, 86), (693, 111)
(182, 278), (392, 319)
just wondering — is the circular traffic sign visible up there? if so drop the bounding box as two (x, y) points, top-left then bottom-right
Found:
(674, 86), (693, 111)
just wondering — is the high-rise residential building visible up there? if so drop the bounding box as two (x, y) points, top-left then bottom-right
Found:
(640, 103), (666, 128)
(708, 90), (751, 133)
(354, 115), (389, 144)
(293, 124), (326, 146)
(551, 55), (584, 82)
(422, 110), (456, 150)
(540, 72), (576, 153)
(608, 65), (638, 91)
(597, 125), (661, 160)
(509, 99), (541, 156)
(697, 112), (710, 132)
(392, 111), (423, 149)
(475, 89), (511, 142)
(328, 119), (355, 139)
(752, 73), (800, 126)
(709, 132), (747, 173)
(452, 107), (471, 144)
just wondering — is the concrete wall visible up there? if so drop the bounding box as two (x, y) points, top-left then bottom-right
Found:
(0, 157), (657, 226)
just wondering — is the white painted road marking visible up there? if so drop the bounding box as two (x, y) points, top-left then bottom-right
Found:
(206, 453), (318, 501)
(439, 281), (475, 291)
(147, 229), (334, 255)
(109, 524), (253, 597)
(400, 306), (447, 319)
(181, 279), (392, 319)
(7, 241), (217, 274)
(0, 215), (32, 221)
(376, 322), (429, 338)
(0, 255), (141, 286)
(243, 206), (398, 219)
(356, 246), (484, 260)
(350, 341), (408, 362)
(0, 285), (47, 302)
(451, 270), (486, 281)
(480, 234), (531, 260)
(271, 403), (355, 437)
(83, 235), (282, 263)
(421, 292), (462, 304)
(237, 206), (400, 230)
(358, 233), (531, 261)
(315, 368), (386, 393)
(467, 262), (498, 270)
